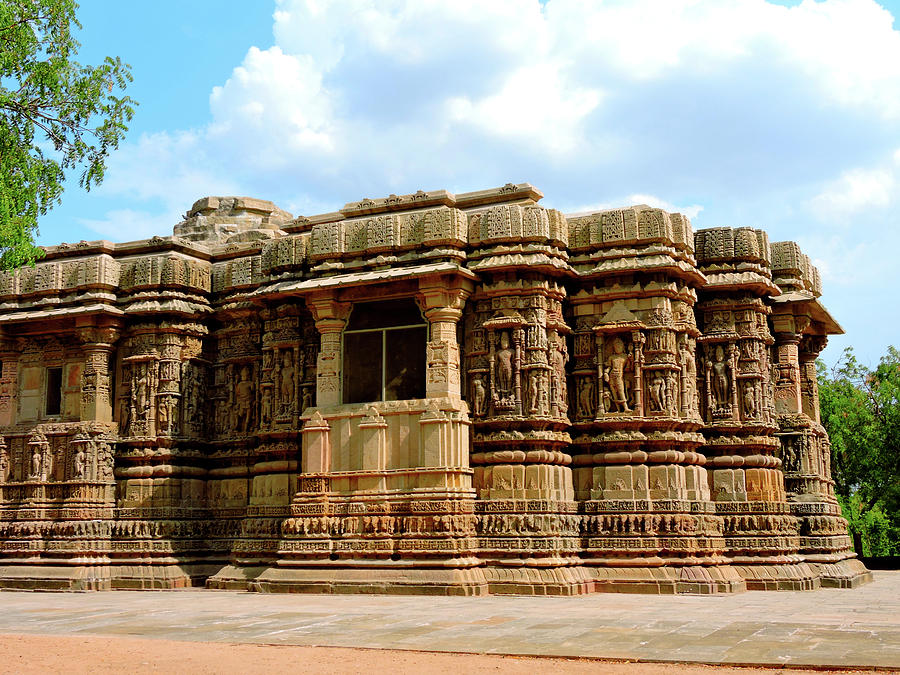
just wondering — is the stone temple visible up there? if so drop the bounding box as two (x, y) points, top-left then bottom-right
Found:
(0, 184), (871, 594)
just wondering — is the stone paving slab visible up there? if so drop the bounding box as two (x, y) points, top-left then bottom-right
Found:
(0, 571), (898, 669)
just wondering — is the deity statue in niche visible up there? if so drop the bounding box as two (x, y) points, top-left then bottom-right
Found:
(157, 397), (170, 433)
(300, 387), (313, 413)
(0, 446), (7, 483)
(527, 369), (540, 414)
(30, 446), (42, 479)
(495, 331), (514, 398)
(471, 374), (486, 417)
(260, 386), (273, 426)
(710, 345), (730, 408)
(538, 372), (550, 415)
(233, 365), (254, 432)
(73, 446), (85, 479)
(182, 363), (202, 426)
(649, 371), (667, 413)
(604, 337), (633, 413)
(132, 363), (152, 420)
(278, 350), (296, 414)
(742, 380), (757, 419)
(98, 441), (114, 481)
(577, 375), (596, 419)
(679, 338), (697, 415)
(550, 337), (568, 411)
(118, 397), (130, 435)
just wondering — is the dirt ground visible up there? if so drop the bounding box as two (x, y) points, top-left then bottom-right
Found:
(0, 634), (875, 675)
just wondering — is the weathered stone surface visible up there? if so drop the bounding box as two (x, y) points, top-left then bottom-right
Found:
(0, 184), (870, 594)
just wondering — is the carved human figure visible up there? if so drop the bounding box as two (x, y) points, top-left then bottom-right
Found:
(495, 332), (514, 397)
(157, 396), (170, 433)
(132, 363), (152, 419)
(550, 337), (568, 411)
(666, 373), (677, 413)
(527, 369), (540, 413)
(31, 447), (42, 479)
(0, 446), (7, 483)
(742, 380), (757, 419)
(233, 366), (254, 432)
(649, 372), (667, 412)
(471, 375), (486, 417)
(260, 386), (273, 426)
(300, 387), (313, 413)
(118, 393), (131, 434)
(278, 350), (296, 413)
(538, 372), (550, 415)
(577, 375), (595, 419)
(73, 447), (85, 479)
(604, 337), (633, 413)
(679, 338), (697, 413)
(710, 345), (730, 408)
(183, 363), (200, 424)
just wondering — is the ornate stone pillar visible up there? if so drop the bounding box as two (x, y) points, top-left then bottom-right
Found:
(416, 278), (473, 399)
(694, 227), (810, 590)
(76, 318), (122, 424)
(0, 334), (22, 428)
(799, 335), (825, 425)
(306, 292), (351, 408)
(768, 240), (871, 588)
(567, 208), (740, 594)
(771, 324), (804, 416)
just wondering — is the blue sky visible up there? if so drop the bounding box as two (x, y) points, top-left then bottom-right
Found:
(38, 0), (900, 368)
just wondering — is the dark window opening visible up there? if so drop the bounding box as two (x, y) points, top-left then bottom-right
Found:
(343, 299), (427, 404)
(46, 367), (63, 416)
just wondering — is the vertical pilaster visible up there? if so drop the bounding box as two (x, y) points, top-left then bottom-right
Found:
(76, 318), (122, 424)
(306, 293), (351, 408)
(417, 278), (472, 399)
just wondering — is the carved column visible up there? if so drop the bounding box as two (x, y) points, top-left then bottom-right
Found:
(306, 292), (351, 408)
(768, 240), (870, 587)
(799, 335), (826, 425)
(568, 208), (741, 594)
(76, 318), (122, 424)
(416, 278), (473, 399)
(0, 334), (21, 428)
(466, 203), (585, 596)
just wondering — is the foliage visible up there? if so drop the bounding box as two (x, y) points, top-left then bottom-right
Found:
(819, 346), (900, 556)
(0, 0), (135, 269)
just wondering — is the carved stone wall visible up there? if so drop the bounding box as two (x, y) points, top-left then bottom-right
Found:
(0, 184), (870, 593)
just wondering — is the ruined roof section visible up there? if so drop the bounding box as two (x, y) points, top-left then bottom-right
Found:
(173, 197), (293, 244)
(770, 241), (822, 298)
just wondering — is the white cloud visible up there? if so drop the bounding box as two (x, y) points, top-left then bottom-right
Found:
(809, 154), (899, 220)
(78, 208), (185, 243)
(80, 0), (900, 246)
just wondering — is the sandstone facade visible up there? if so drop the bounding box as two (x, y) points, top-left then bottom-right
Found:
(0, 185), (870, 594)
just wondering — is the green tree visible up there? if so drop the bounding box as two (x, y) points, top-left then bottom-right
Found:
(818, 346), (900, 556)
(0, 0), (135, 269)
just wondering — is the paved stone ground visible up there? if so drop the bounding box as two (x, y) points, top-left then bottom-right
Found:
(0, 571), (898, 670)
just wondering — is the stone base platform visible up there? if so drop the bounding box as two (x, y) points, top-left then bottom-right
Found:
(208, 563), (490, 596)
(0, 564), (113, 591)
(481, 564), (593, 595)
(730, 561), (821, 591)
(811, 557), (874, 588)
(587, 564), (747, 594)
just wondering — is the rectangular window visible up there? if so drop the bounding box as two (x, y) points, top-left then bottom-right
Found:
(385, 327), (426, 401)
(342, 298), (427, 404)
(344, 331), (383, 404)
(45, 367), (63, 416)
